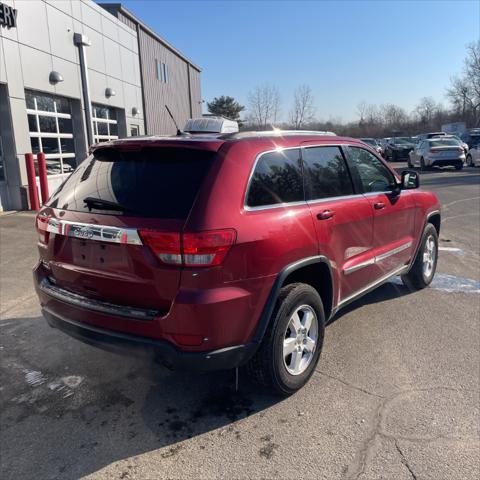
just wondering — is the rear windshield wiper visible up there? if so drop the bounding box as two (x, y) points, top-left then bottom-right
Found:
(83, 197), (132, 213)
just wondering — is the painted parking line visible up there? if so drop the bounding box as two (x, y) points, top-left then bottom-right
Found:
(391, 273), (480, 293)
(438, 247), (465, 255)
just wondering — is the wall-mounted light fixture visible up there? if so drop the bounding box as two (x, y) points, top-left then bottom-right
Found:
(132, 107), (139, 116)
(49, 71), (64, 85)
(105, 87), (116, 98)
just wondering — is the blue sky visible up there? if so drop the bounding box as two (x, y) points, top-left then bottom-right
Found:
(120, 0), (480, 122)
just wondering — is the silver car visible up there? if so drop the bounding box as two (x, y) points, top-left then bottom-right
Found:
(408, 138), (466, 170)
(466, 145), (480, 167)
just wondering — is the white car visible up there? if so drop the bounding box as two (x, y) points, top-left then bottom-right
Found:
(408, 138), (466, 170)
(466, 145), (480, 167)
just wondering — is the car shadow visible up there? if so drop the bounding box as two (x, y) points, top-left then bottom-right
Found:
(0, 280), (423, 479)
(0, 315), (280, 479)
(327, 279), (414, 325)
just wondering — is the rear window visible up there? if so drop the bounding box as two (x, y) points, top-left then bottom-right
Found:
(428, 139), (459, 147)
(47, 147), (215, 219)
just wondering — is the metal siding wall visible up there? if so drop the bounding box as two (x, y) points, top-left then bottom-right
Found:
(189, 68), (202, 118)
(139, 29), (195, 135)
(117, 11), (137, 31)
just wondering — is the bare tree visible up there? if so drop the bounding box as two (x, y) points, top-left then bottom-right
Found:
(447, 41), (480, 126)
(247, 84), (282, 129)
(415, 97), (437, 125)
(289, 85), (316, 129)
(357, 101), (368, 125)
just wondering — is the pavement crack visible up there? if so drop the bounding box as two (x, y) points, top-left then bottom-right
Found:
(395, 440), (418, 480)
(345, 399), (386, 479)
(315, 370), (386, 399)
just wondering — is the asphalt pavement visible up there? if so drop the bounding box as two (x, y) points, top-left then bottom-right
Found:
(1, 163), (479, 480)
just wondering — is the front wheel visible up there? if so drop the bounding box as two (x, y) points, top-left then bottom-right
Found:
(467, 154), (473, 167)
(401, 223), (438, 290)
(246, 283), (325, 395)
(420, 157), (428, 171)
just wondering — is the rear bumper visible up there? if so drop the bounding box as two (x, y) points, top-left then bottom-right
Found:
(428, 157), (464, 167)
(42, 306), (258, 371)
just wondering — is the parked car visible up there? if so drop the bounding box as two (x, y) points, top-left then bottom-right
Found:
(408, 137), (466, 170)
(384, 137), (416, 161)
(359, 137), (383, 155)
(460, 129), (480, 150)
(34, 132), (441, 395)
(466, 144), (480, 167)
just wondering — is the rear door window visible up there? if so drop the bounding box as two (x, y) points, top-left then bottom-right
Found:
(303, 146), (354, 200)
(47, 147), (215, 219)
(246, 149), (303, 208)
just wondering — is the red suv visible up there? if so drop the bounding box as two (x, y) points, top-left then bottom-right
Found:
(34, 132), (441, 394)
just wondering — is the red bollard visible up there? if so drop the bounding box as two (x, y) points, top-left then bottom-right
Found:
(25, 153), (40, 211)
(37, 152), (49, 204)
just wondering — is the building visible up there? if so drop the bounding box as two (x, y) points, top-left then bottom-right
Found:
(0, 0), (201, 211)
(100, 4), (202, 136)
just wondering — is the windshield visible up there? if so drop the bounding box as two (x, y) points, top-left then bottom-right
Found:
(47, 147), (215, 219)
(429, 139), (460, 147)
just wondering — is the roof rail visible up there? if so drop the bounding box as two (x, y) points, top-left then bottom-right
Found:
(220, 130), (337, 140)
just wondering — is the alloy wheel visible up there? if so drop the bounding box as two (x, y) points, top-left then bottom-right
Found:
(422, 234), (436, 279)
(283, 305), (318, 376)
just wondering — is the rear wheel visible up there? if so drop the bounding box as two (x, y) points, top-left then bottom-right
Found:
(467, 155), (474, 167)
(420, 157), (428, 171)
(246, 283), (325, 395)
(402, 223), (438, 290)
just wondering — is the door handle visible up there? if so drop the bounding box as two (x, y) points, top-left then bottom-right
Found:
(374, 202), (386, 210)
(317, 209), (335, 220)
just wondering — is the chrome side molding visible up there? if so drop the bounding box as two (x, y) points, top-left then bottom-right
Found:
(44, 218), (143, 245)
(343, 240), (412, 275)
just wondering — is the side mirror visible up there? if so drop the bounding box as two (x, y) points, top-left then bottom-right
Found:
(401, 170), (420, 189)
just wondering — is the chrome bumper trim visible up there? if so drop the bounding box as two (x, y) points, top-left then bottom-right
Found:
(39, 278), (159, 320)
(42, 217), (143, 245)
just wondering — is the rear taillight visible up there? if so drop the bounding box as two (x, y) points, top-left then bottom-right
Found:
(138, 229), (236, 267)
(183, 230), (236, 266)
(36, 215), (49, 245)
(138, 231), (182, 265)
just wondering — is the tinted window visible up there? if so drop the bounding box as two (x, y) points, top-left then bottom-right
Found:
(348, 147), (395, 193)
(303, 146), (353, 200)
(47, 148), (215, 219)
(246, 149), (303, 207)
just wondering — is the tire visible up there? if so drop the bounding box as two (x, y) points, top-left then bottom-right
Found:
(420, 157), (428, 171)
(407, 157), (413, 168)
(246, 283), (325, 395)
(401, 223), (438, 290)
(467, 155), (474, 167)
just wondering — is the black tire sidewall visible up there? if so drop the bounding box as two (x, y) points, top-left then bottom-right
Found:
(270, 286), (325, 394)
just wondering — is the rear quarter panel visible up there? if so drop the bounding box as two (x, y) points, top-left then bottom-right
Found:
(184, 140), (319, 342)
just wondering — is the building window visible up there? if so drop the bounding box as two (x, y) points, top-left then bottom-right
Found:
(155, 59), (169, 83)
(92, 104), (119, 143)
(25, 90), (76, 176)
(162, 63), (169, 83)
(130, 125), (140, 136)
